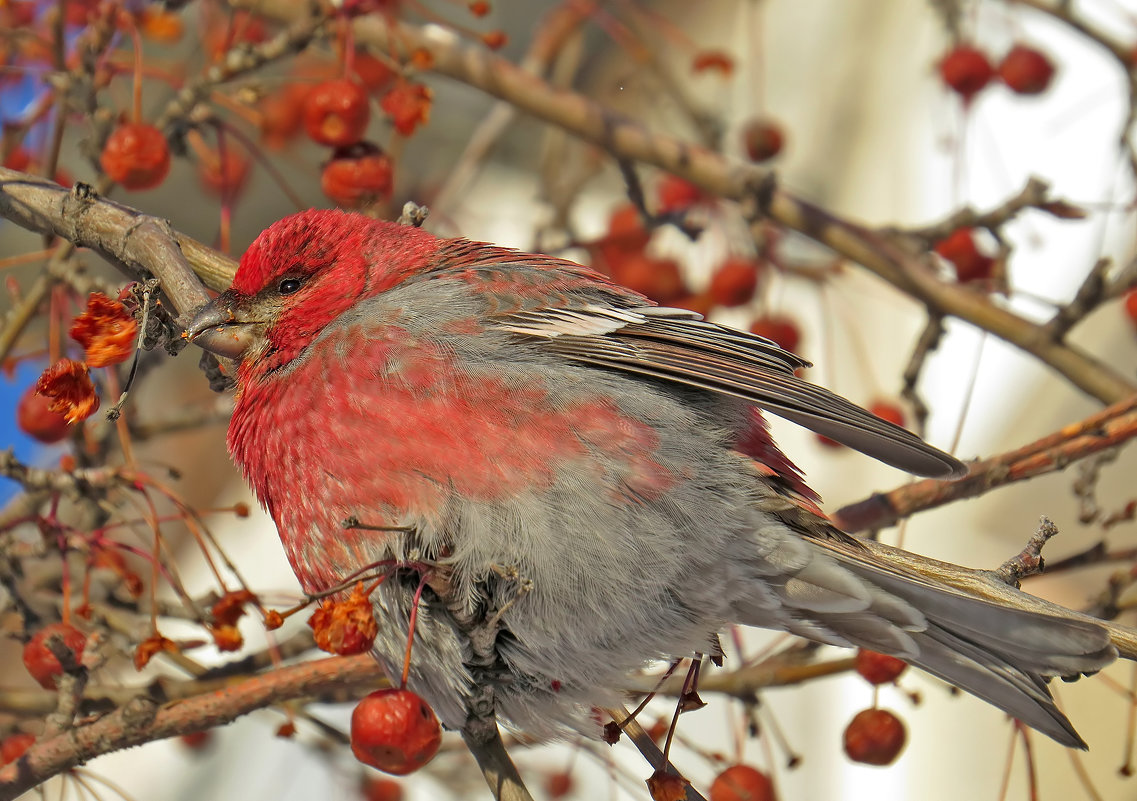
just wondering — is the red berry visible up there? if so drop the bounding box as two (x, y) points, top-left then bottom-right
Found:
(361, 776), (403, 801)
(610, 254), (686, 304)
(998, 45), (1055, 95)
(741, 118), (785, 162)
(0, 733), (35, 766)
(100, 123), (170, 190)
(303, 79), (371, 147)
(22, 623), (86, 689)
(939, 45), (994, 102)
(17, 384), (71, 444)
(1124, 288), (1137, 329)
(933, 228), (994, 282)
(867, 401), (905, 428)
(709, 258), (762, 307)
(709, 764), (775, 801)
(546, 770), (573, 799)
(657, 175), (705, 214)
(350, 689), (442, 775)
(854, 649), (908, 685)
(321, 143), (394, 208)
(606, 204), (651, 252)
(748, 315), (800, 353)
(843, 708), (906, 766)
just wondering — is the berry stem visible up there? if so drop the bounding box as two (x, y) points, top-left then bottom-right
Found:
(400, 572), (429, 688)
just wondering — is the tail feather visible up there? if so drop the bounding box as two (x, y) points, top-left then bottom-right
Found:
(750, 531), (1117, 748)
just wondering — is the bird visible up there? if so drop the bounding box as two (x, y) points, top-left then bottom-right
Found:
(187, 207), (1116, 749)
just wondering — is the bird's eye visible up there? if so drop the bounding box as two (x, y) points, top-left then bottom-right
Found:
(278, 278), (302, 295)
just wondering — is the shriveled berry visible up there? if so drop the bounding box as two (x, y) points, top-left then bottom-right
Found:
(303, 79), (371, 147)
(741, 117), (785, 162)
(22, 623), (86, 689)
(179, 730), (212, 750)
(939, 45), (994, 102)
(843, 708), (906, 766)
(351, 689), (442, 775)
(100, 123), (170, 190)
(646, 769), (689, 801)
(854, 649), (908, 685)
(709, 764), (775, 801)
(998, 45), (1055, 95)
(17, 384), (70, 443)
(933, 227), (994, 282)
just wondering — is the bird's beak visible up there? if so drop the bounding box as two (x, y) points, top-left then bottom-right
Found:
(184, 291), (258, 360)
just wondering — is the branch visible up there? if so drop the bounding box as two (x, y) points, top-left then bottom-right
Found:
(834, 393), (1137, 532)
(0, 654), (385, 801)
(225, 2), (1131, 405)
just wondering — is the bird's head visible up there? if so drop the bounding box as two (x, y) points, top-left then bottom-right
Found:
(186, 209), (441, 374)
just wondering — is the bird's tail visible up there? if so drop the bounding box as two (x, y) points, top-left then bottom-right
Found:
(737, 527), (1116, 748)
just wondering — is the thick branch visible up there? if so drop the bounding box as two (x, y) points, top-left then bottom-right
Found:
(835, 393), (1137, 532)
(0, 654), (384, 801)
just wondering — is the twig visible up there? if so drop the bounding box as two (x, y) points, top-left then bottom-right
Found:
(994, 517), (1059, 587)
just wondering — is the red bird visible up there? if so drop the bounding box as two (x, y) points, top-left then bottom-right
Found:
(189, 209), (1114, 748)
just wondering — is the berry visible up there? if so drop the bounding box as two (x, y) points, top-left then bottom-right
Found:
(0, 733), (35, 766)
(303, 79), (371, 147)
(748, 315), (800, 353)
(179, 730), (212, 750)
(1124, 288), (1137, 329)
(610, 254), (686, 304)
(741, 118), (785, 162)
(321, 143), (394, 208)
(100, 123), (170, 190)
(606, 204), (651, 252)
(17, 384), (70, 444)
(646, 769), (689, 801)
(867, 401), (905, 428)
(353, 51), (396, 94)
(939, 45), (994, 102)
(843, 708), (906, 766)
(545, 770), (573, 799)
(933, 228), (994, 282)
(22, 623), (86, 689)
(709, 258), (762, 307)
(260, 85), (309, 149)
(709, 764), (775, 801)
(199, 150), (251, 198)
(657, 175), (705, 214)
(998, 45), (1055, 95)
(350, 689), (442, 775)
(361, 776), (403, 801)
(854, 649), (908, 685)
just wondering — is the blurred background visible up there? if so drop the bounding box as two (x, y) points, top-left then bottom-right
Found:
(3, 0), (1137, 799)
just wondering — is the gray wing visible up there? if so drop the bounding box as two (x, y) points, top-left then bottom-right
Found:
(497, 304), (966, 479)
